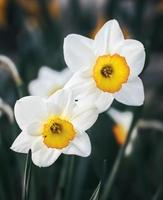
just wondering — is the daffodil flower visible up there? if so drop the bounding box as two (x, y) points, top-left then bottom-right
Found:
(64, 19), (145, 112)
(107, 108), (137, 156)
(11, 89), (98, 167)
(28, 67), (71, 97)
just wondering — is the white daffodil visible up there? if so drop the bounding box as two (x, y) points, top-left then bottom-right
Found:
(11, 89), (98, 167)
(64, 19), (145, 112)
(28, 67), (71, 97)
(107, 108), (137, 156)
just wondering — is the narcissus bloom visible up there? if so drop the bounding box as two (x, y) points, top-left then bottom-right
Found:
(107, 108), (137, 155)
(28, 67), (71, 97)
(11, 89), (98, 167)
(64, 19), (145, 112)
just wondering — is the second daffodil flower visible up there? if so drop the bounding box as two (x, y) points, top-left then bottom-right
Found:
(108, 108), (137, 156)
(64, 19), (145, 112)
(28, 66), (71, 97)
(11, 89), (98, 167)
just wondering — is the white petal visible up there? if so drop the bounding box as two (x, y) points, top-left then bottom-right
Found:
(94, 19), (124, 55)
(114, 77), (144, 106)
(39, 67), (72, 85)
(107, 108), (133, 131)
(116, 39), (145, 79)
(47, 96), (63, 115)
(67, 79), (100, 113)
(64, 34), (95, 72)
(48, 89), (75, 117)
(64, 70), (95, 100)
(64, 68), (113, 113)
(10, 131), (35, 153)
(63, 131), (91, 157)
(28, 79), (51, 97)
(31, 136), (44, 152)
(31, 139), (61, 167)
(75, 86), (114, 113)
(38, 66), (61, 80)
(65, 70), (114, 113)
(60, 68), (72, 83)
(95, 91), (114, 113)
(14, 96), (47, 129)
(46, 102), (63, 116)
(64, 68), (92, 88)
(27, 121), (42, 136)
(72, 107), (98, 131)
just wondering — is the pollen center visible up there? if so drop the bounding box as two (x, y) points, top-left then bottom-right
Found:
(50, 123), (62, 134)
(101, 65), (113, 78)
(42, 116), (76, 149)
(93, 54), (130, 93)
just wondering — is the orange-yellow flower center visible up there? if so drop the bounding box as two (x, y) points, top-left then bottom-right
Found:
(42, 116), (76, 149)
(113, 124), (127, 145)
(93, 54), (130, 93)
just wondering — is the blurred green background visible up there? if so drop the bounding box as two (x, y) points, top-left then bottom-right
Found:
(0, 0), (163, 200)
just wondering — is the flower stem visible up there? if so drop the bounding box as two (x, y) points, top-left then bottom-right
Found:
(89, 160), (108, 200)
(64, 156), (75, 200)
(54, 156), (69, 200)
(101, 106), (143, 200)
(152, 185), (162, 200)
(22, 150), (32, 200)
(89, 182), (101, 200)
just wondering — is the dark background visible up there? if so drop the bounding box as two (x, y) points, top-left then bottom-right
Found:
(0, 0), (163, 200)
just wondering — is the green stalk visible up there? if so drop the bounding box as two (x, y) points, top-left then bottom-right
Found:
(22, 150), (32, 200)
(89, 160), (109, 200)
(89, 182), (101, 200)
(152, 185), (162, 200)
(101, 106), (143, 200)
(64, 156), (75, 200)
(54, 156), (69, 200)
(71, 158), (90, 200)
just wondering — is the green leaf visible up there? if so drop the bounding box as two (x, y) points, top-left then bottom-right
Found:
(89, 182), (101, 200)
(22, 150), (32, 200)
